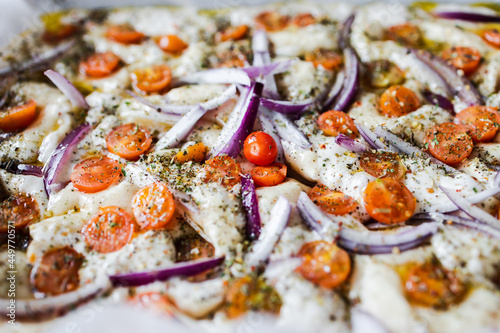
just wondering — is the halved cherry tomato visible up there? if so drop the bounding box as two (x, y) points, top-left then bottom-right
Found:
(132, 182), (175, 230)
(0, 100), (37, 132)
(442, 46), (481, 76)
(456, 105), (500, 143)
(225, 276), (282, 319)
(131, 291), (173, 315)
(42, 24), (77, 44)
(203, 155), (242, 188)
(296, 240), (351, 289)
(254, 11), (290, 32)
(308, 184), (358, 215)
(317, 110), (358, 138)
(106, 123), (152, 160)
(131, 65), (172, 95)
(483, 29), (500, 48)
(305, 48), (343, 71)
(106, 25), (145, 44)
(0, 194), (39, 233)
(363, 178), (416, 224)
(174, 142), (207, 164)
(155, 35), (188, 54)
(175, 233), (215, 262)
(31, 246), (83, 296)
(79, 52), (121, 78)
(380, 85), (420, 118)
(359, 150), (407, 180)
(293, 13), (316, 27)
(385, 23), (422, 47)
(82, 206), (135, 253)
(250, 163), (287, 187)
(218, 25), (249, 42)
(243, 131), (278, 166)
(404, 261), (466, 309)
(425, 122), (473, 165)
(70, 156), (121, 193)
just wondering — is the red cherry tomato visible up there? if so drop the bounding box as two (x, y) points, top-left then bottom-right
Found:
(243, 131), (278, 166)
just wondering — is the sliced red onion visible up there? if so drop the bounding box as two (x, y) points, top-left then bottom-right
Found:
(241, 61), (293, 80)
(261, 107), (311, 149)
(494, 171), (500, 188)
(423, 90), (455, 115)
(356, 124), (390, 150)
(0, 280), (110, 320)
(438, 185), (500, 227)
(176, 68), (250, 86)
(43, 122), (91, 196)
(210, 82), (263, 158)
(374, 126), (457, 174)
(258, 110), (285, 163)
(296, 191), (339, 241)
(339, 14), (356, 50)
(410, 48), (483, 107)
(335, 134), (369, 154)
(431, 213), (500, 240)
(0, 40), (75, 78)
(154, 105), (206, 150)
(322, 70), (345, 111)
(430, 187), (500, 213)
(260, 97), (314, 115)
(435, 11), (500, 23)
(328, 47), (359, 112)
(252, 29), (279, 98)
(337, 222), (439, 255)
(109, 257), (225, 288)
(127, 90), (183, 116)
(0, 160), (43, 177)
(246, 196), (291, 267)
(351, 308), (391, 333)
(241, 174), (262, 241)
(44, 69), (89, 109)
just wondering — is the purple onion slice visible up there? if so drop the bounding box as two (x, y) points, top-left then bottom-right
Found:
(262, 107), (311, 149)
(109, 257), (225, 288)
(0, 160), (43, 177)
(335, 134), (369, 154)
(296, 191), (340, 241)
(44, 69), (89, 109)
(246, 196), (291, 267)
(328, 47), (359, 112)
(43, 122), (91, 196)
(432, 212), (500, 240)
(260, 97), (313, 115)
(241, 174), (262, 240)
(176, 68), (251, 86)
(356, 124), (390, 150)
(435, 11), (500, 23)
(322, 70), (345, 111)
(258, 109), (285, 163)
(423, 90), (455, 115)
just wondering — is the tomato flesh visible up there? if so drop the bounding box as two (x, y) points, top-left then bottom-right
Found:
(425, 122), (473, 165)
(80, 52), (121, 78)
(317, 110), (358, 138)
(106, 123), (152, 160)
(442, 46), (481, 76)
(70, 156), (121, 193)
(250, 163), (287, 187)
(305, 48), (343, 70)
(203, 155), (242, 188)
(0, 100), (37, 132)
(106, 25), (144, 44)
(132, 182), (175, 230)
(385, 23), (422, 47)
(456, 106), (500, 143)
(131, 65), (172, 95)
(359, 150), (407, 180)
(0, 194), (39, 233)
(155, 35), (188, 54)
(308, 184), (358, 215)
(380, 85), (420, 118)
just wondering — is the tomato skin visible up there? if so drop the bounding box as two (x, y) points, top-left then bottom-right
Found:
(380, 85), (420, 118)
(404, 261), (466, 309)
(359, 150), (407, 180)
(82, 206), (135, 253)
(308, 184), (358, 215)
(292, 13), (316, 27)
(483, 29), (500, 48)
(441, 46), (481, 76)
(363, 178), (416, 224)
(203, 155), (242, 188)
(254, 11), (290, 31)
(174, 142), (207, 164)
(218, 25), (249, 42)
(70, 156), (121, 193)
(155, 35), (188, 54)
(317, 110), (358, 138)
(79, 52), (121, 78)
(305, 48), (343, 71)
(296, 240), (351, 289)
(131, 65), (172, 95)
(132, 182), (175, 230)
(106, 123), (152, 161)
(106, 25), (144, 44)
(0, 100), (37, 132)
(385, 23), (422, 47)
(456, 106), (500, 143)
(42, 24), (77, 44)
(0, 194), (39, 233)
(243, 131), (278, 166)
(425, 122), (473, 165)
(31, 247), (83, 296)
(250, 163), (287, 187)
